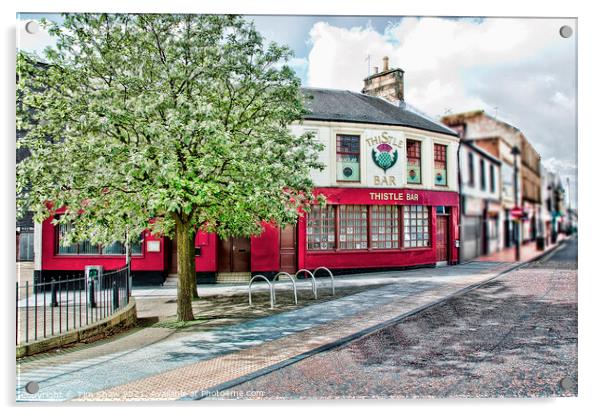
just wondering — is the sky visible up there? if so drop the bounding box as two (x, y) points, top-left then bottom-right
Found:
(16, 13), (577, 208)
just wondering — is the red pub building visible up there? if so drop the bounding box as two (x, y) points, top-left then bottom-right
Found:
(34, 57), (461, 285)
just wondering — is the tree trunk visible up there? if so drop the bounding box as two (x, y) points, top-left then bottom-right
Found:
(175, 216), (195, 321)
(189, 235), (200, 300)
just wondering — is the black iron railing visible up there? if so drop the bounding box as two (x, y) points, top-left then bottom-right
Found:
(16, 265), (131, 345)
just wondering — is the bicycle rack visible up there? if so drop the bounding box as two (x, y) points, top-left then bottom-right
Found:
(273, 272), (298, 305)
(295, 269), (317, 299)
(248, 275), (274, 309)
(313, 266), (335, 296)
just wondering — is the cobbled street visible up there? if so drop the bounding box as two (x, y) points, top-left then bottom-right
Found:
(221, 238), (578, 399)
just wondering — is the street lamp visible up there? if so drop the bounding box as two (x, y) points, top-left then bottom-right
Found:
(566, 177), (572, 235)
(511, 145), (521, 261)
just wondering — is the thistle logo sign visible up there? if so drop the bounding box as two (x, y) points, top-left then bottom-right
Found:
(372, 143), (398, 173)
(367, 132), (402, 186)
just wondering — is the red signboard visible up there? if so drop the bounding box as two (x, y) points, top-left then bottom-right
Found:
(511, 207), (523, 218)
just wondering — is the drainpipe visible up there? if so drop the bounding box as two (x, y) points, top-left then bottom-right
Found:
(456, 139), (463, 264)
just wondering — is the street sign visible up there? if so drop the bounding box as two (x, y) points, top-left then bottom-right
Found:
(510, 207), (523, 218)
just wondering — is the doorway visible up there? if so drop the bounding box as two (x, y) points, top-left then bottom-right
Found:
(218, 237), (251, 272)
(436, 215), (449, 265)
(279, 225), (297, 274)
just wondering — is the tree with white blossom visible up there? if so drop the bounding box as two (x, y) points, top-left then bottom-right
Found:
(17, 13), (324, 321)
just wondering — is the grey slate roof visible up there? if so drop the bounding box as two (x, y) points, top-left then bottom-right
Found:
(301, 87), (458, 137)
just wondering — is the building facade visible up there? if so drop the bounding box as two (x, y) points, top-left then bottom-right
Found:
(456, 140), (502, 262)
(34, 58), (461, 284)
(441, 110), (523, 252)
(519, 135), (542, 243)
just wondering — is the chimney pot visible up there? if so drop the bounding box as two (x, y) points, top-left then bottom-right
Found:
(383, 56), (389, 71)
(373, 66), (379, 75)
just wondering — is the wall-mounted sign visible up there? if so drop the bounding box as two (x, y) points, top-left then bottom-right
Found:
(366, 132), (403, 187)
(147, 240), (161, 252)
(369, 191), (420, 202)
(372, 143), (398, 173)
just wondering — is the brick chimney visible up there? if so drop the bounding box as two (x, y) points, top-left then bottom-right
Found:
(362, 56), (405, 106)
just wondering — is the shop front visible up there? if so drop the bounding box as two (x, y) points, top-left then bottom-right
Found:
(297, 187), (459, 272)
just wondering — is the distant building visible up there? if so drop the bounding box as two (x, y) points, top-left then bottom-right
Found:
(553, 176), (567, 239)
(441, 110), (525, 253)
(540, 166), (555, 246)
(456, 140), (502, 261)
(519, 135), (542, 243)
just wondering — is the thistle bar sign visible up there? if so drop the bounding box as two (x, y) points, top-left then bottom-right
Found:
(367, 132), (403, 186)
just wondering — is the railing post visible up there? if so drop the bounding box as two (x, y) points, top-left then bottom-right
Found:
(50, 278), (59, 307)
(127, 265), (131, 300)
(25, 281), (29, 343)
(15, 282), (18, 345)
(112, 281), (119, 311)
(88, 279), (97, 308)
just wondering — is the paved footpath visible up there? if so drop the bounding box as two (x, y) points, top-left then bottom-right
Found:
(17, 260), (519, 401)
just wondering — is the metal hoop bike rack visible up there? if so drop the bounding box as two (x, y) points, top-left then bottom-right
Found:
(294, 269), (317, 299)
(313, 266), (335, 296)
(273, 272), (298, 305)
(248, 275), (274, 309)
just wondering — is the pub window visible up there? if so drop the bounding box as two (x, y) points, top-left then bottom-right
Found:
(434, 144), (447, 186)
(467, 152), (475, 187)
(57, 222), (143, 255)
(338, 205), (368, 249)
(306, 205), (336, 250)
(406, 140), (422, 184)
(403, 205), (430, 248)
(480, 159), (487, 191)
(336, 134), (360, 182)
(371, 205), (399, 249)
(57, 223), (99, 255)
(490, 164), (496, 193)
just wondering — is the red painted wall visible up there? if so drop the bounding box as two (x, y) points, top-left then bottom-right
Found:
(251, 222), (280, 272)
(41, 217), (166, 272)
(195, 231), (217, 272)
(41, 188), (460, 275)
(299, 187), (460, 271)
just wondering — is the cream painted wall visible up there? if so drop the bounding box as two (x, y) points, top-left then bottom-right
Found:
(291, 120), (459, 192)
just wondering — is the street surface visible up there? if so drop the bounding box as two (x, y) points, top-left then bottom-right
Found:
(222, 238), (577, 399)
(17, 260), (512, 401)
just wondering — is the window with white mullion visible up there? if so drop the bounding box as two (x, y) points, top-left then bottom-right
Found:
(403, 205), (430, 248)
(370, 205), (399, 249)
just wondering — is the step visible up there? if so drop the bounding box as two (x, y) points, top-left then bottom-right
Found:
(163, 274), (179, 286)
(216, 272), (252, 284)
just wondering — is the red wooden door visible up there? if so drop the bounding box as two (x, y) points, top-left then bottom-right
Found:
(232, 237), (251, 272)
(436, 216), (449, 263)
(279, 225), (297, 274)
(218, 237), (251, 272)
